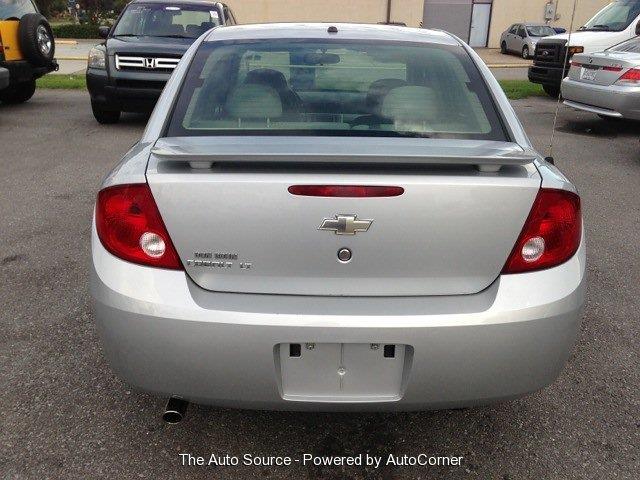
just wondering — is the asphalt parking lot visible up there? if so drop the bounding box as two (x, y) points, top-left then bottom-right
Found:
(1, 90), (638, 479)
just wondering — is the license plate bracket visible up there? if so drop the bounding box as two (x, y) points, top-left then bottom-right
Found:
(278, 343), (409, 402)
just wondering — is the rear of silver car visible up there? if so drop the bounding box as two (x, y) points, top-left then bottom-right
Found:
(91, 24), (585, 411)
(562, 37), (640, 120)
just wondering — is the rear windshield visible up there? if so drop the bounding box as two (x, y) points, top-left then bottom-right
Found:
(166, 40), (507, 140)
(610, 36), (640, 52)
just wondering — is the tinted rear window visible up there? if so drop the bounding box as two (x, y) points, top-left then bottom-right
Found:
(610, 37), (640, 53)
(166, 39), (507, 140)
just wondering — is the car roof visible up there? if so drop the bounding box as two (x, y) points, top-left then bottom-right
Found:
(204, 23), (460, 45)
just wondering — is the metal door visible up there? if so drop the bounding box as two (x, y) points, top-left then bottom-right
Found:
(469, 3), (491, 47)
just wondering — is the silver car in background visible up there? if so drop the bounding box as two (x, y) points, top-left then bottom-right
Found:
(562, 36), (640, 121)
(500, 23), (556, 59)
(90, 24), (585, 416)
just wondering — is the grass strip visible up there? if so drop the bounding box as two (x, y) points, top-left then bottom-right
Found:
(37, 74), (87, 89)
(498, 80), (545, 100)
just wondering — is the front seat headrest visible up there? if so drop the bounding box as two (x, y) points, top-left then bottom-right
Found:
(365, 78), (407, 111)
(245, 68), (289, 92)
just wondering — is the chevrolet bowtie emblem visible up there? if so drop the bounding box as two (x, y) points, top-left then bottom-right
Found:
(318, 214), (373, 235)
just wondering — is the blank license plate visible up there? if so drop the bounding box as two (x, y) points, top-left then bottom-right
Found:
(279, 343), (408, 402)
(580, 68), (598, 81)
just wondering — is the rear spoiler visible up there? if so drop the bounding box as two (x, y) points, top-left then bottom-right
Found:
(151, 137), (537, 171)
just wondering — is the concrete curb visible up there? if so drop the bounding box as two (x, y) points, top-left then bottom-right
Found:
(486, 63), (531, 68)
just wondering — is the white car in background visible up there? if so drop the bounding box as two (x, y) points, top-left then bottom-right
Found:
(530, 0), (640, 97)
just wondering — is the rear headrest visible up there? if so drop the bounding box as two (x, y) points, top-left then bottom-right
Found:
(225, 84), (283, 119)
(381, 86), (438, 121)
(365, 78), (407, 111)
(245, 68), (289, 92)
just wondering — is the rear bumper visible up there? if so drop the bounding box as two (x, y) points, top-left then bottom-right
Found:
(0, 67), (8, 90)
(528, 64), (565, 86)
(90, 225), (586, 411)
(0, 60), (58, 84)
(561, 78), (640, 120)
(87, 68), (167, 112)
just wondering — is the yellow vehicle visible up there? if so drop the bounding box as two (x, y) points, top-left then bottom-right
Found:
(0, 0), (57, 103)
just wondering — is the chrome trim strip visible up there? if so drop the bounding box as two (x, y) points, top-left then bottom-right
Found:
(563, 99), (623, 117)
(115, 55), (181, 71)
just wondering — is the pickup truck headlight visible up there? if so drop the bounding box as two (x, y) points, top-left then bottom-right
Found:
(88, 47), (106, 69)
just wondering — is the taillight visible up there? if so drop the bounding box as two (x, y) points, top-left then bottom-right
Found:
(96, 184), (182, 269)
(615, 68), (640, 85)
(502, 188), (581, 274)
(570, 61), (622, 72)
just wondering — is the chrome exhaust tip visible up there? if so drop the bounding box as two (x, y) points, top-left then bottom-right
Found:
(162, 397), (189, 424)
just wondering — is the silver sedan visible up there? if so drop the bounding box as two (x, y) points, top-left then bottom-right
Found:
(90, 23), (585, 419)
(562, 36), (640, 121)
(500, 23), (556, 59)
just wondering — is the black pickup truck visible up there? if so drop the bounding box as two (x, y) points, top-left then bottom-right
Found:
(528, 39), (586, 97)
(86, 0), (237, 123)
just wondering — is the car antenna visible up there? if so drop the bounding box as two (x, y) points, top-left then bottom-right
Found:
(547, 0), (580, 164)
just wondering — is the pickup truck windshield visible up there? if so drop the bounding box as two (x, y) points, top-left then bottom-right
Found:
(580, 0), (640, 32)
(112, 3), (221, 39)
(167, 40), (507, 140)
(0, 0), (37, 19)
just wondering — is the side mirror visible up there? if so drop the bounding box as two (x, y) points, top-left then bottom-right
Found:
(98, 26), (110, 39)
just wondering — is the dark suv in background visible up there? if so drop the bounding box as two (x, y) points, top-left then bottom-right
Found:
(86, 0), (237, 123)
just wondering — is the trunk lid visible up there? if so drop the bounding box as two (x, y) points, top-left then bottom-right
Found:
(147, 137), (540, 296)
(570, 51), (640, 86)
